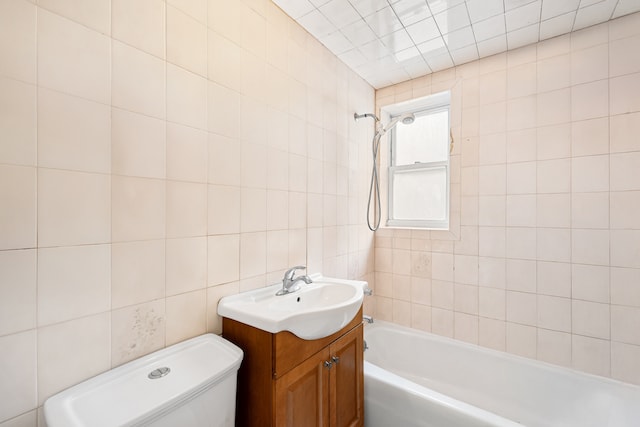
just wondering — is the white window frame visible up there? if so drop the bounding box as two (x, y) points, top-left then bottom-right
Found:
(384, 91), (451, 230)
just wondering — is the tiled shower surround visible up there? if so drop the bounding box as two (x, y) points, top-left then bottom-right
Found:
(373, 13), (640, 386)
(0, 0), (639, 425)
(0, 0), (374, 424)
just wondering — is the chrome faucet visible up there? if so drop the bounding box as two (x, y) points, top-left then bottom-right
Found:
(276, 266), (312, 296)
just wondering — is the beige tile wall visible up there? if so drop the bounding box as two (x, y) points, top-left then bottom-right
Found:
(0, 0), (375, 424)
(372, 12), (640, 386)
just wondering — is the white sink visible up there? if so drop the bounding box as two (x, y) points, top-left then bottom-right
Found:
(217, 275), (365, 340)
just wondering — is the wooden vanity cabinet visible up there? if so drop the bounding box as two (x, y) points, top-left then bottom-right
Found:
(222, 307), (364, 427)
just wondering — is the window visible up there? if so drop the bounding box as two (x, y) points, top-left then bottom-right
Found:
(386, 91), (450, 229)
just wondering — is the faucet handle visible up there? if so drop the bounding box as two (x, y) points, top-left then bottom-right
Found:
(284, 265), (306, 279)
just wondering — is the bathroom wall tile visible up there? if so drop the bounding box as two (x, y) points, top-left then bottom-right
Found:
(611, 341), (640, 385)
(0, 250), (35, 336)
(241, 142), (268, 188)
(37, 245), (110, 326)
(478, 164), (506, 195)
(168, 0), (206, 23)
(537, 88), (570, 127)
(537, 54), (570, 93)
(431, 307), (454, 338)
(112, 0), (165, 58)
(479, 256), (506, 288)
(38, 9), (110, 104)
(0, 78), (36, 166)
(38, 313), (110, 404)
(167, 64), (207, 130)
(239, 232), (267, 279)
(432, 280), (454, 310)
(537, 194), (570, 228)
(112, 176), (165, 242)
(37, 88), (110, 173)
(0, 410), (36, 427)
(38, 169), (110, 247)
(392, 299), (412, 327)
(0, 165), (35, 250)
(111, 108), (166, 179)
(208, 133), (241, 186)
(166, 237), (207, 296)
(505, 195), (535, 229)
(572, 155), (609, 193)
(478, 133), (505, 165)
(208, 185), (241, 235)
(267, 190), (289, 231)
(240, 188), (267, 232)
(0, 0), (36, 83)
(266, 230), (289, 273)
(166, 123), (208, 183)
(208, 0), (242, 45)
(506, 129), (537, 163)
(111, 300), (165, 367)
(537, 261), (571, 298)
(610, 112), (640, 153)
(611, 230), (640, 268)
(208, 30), (242, 91)
(208, 234), (240, 286)
(506, 162), (536, 194)
(454, 312), (478, 344)
(479, 102), (506, 135)
(38, 0), (110, 34)
(431, 253), (454, 281)
(166, 181), (207, 238)
(571, 118), (609, 157)
(206, 281), (240, 334)
(572, 335), (610, 377)
(506, 259), (536, 293)
(0, 331), (36, 423)
(537, 295), (571, 332)
(609, 12), (640, 40)
(167, 5), (207, 76)
(537, 329), (571, 367)
(111, 240), (165, 309)
(240, 3), (266, 60)
(610, 152), (640, 191)
(572, 192), (609, 229)
(610, 72), (640, 115)
(479, 196), (506, 226)
(267, 148), (289, 191)
(571, 44), (608, 85)
(479, 318), (506, 351)
(537, 159), (570, 193)
(479, 287), (506, 320)
(454, 283), (478, 314)
(611, 267), (640, 308)
(506, 96), (536, 131)
(507, 62), (536, 99)
(506, 322), (536, 358)
(572, 229), (609, 266)
(288, 228), (306, 267)
(610, 34), (640, 78)
(411, 304), (432, 332)
(536, 124), (570, 160)
(611, 305), (640, 345)
(506, 228), (536, 260)
(506, 291), (536, 326)
(112, 41), (165, 119)
(165, 289), (206, 346)
(479, 70), (507, 105)
(572, 300), (610, 339)
(289, 192), (307, 229)
(537, 228), (571, 263)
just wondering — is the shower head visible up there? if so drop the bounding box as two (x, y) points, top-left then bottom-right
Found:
(354, 112), (380, 122)
(381, 112), (415, 135)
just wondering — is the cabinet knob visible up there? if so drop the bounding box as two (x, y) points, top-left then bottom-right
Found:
(324, 360), (333, 369)
(331, 356), (340, 364)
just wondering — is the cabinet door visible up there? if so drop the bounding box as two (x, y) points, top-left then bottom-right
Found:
(329, 324), (364, 427)
(275, 347), (330, 427)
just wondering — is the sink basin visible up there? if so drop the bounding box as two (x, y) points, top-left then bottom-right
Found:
(217, 275), (365, 340)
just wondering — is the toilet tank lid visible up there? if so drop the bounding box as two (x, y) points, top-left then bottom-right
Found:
(44, 334), (243, 427)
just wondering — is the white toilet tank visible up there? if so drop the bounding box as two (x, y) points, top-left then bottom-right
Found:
(44, 334), (243, 427)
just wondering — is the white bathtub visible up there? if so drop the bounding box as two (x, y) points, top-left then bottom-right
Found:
(364, 321), (640, 427)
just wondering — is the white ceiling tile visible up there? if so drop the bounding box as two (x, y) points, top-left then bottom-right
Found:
(507, 23), (540, 49)
(338, 48), (368, 68)
(341, 19), (378, 46)
(443, 26), (476, 50)
(319, 0), (362, 29)
(427, 0), (466, 15)
(273, 0), (315, 19)
(579, 0), (606, 7)
(541, 0), (580, 21)
(573, 0), (617, 30)
(365, 6), (404, 37)
(504, 0), (537, 12)
(309, 0), (332, 7)
(473, 14), (506, 42)
(434, 3), (471, 33)
(477, 34), (508, 57)
(349, 0), (389, 17)
(358, 39), (391, 60)
(391, 0), (433, 27)
(320, 31), (354, 54)
(612, 0), (640, 18)
(539, 11), (576, 40)
(381, 29), (416, 52)
(426, 52), (455, 71)
(393, 45), (423, 62)
(417, 36), (449, 56)
(450, 43), (479, 64)
(388, 67), (412, 84)
(406, 17), (441, 44)
(506, 0), (542, 32)
(466, 0), (504, 23)
(401, 55), (433, 77)
(298, 9), (337, 38)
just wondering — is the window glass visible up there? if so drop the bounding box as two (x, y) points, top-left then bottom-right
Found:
(393, 109), (449, 166)
(392, 167), (447, 221)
